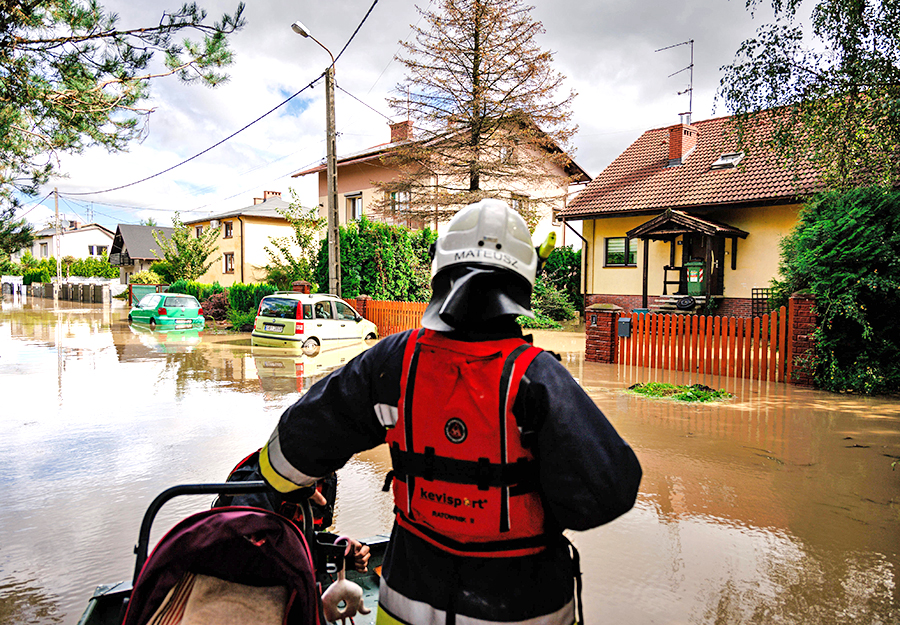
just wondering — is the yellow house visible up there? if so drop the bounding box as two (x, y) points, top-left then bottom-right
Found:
(558, 113), (825, 317)
(184, 191), (299, 286)
(291, 120), (591, 247)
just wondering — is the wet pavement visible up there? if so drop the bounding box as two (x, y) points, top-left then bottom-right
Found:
(1, 296), (898, 624)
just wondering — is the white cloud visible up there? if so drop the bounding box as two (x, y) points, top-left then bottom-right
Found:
(33, 0), (776, 229)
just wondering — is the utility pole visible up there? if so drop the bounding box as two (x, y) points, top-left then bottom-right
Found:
(54, 187), (61, 301)
(292, 20), (340, 296)
(325, 65), (341, 296)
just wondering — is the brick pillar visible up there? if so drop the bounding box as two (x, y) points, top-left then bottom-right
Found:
(585, 304), (622, 363)
(292, 280), (312, 294)
(788, 292), (817, 387)
(355, 294), (372, 319)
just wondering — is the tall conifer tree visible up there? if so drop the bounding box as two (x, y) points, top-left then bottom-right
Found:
(375, 0), (577, 230)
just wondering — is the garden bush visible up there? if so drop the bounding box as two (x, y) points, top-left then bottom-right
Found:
(772, 187), (900, 394)
(315, 217), (436, 301)
(168, 280), (224, 303)
(129, 270), (164, 285)
(23, 266), (51, 285)
(201, 292), (229, 320)
(531, 275), (577, 322)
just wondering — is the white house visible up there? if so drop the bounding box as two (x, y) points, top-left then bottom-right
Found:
(13, 221), (115, 261)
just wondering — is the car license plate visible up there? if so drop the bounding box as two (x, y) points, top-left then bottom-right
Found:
(175, 319), (191, 326)
(264, 324), (283, 333)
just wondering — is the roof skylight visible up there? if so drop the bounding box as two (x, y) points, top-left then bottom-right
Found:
(711, 152), (744, 169)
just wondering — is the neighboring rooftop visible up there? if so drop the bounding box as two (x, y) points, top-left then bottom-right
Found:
(110, 224), (175, 260)
(183, 191), (290, 224)
(292, 120), (591, 183)
(560, 113), (825, 220)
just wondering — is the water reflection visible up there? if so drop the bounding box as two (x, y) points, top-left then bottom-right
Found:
(1, 298), (899, 625)
(0, 576), (63, 625)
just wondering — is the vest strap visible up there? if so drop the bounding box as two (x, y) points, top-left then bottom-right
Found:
(389, 444), (539, 491)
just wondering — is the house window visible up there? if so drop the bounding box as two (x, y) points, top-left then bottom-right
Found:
(605, 237), (638, 267)
(98, 246), (107, 255)
(345, 194), (362, 221)
(195, 225), (203, 237)
(40, 243), (49, 258)
(510, 194), (529, 214)
(389, 190), (409, 215)
(224, 253), (235, 274)
(224, 221), (233, 238)
(88, 245), (95, 255)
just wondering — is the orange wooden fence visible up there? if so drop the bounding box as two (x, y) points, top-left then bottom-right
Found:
(362, 300), (428, 337)
(617, 307), (789, 382)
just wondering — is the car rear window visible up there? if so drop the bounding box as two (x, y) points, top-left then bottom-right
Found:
(164, 296), (199, 308)
(259, 297), (300, 320)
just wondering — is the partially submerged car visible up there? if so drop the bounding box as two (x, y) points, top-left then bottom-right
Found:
(250, 293), (377, 352)
(128, 293), (204, 329)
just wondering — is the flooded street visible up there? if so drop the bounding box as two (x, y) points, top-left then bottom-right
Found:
(1, 296), (898, 624)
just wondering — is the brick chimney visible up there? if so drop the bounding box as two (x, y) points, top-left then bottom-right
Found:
(667, 123), (698, 167)
(390, 120), (413, 143)
(263, 190), (281, 200)
(253, 197), (264, 205)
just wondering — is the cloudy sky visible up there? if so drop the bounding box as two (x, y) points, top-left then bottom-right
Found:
(18, 0), (780, 230)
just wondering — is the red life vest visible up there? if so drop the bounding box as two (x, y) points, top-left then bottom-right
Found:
(385, 329), (549, 558)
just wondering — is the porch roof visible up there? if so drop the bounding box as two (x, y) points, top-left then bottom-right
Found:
(627, 209), (749, 241)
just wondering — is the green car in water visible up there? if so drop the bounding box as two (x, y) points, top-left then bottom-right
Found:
(128, 293), (205, 329)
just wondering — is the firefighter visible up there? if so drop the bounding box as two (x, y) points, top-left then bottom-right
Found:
(259, 199), (642, 624)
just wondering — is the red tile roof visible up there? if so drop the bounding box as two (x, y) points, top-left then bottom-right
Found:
(561, 114), (824, 219)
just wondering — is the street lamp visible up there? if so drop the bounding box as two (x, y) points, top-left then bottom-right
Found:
(292, 20), (340, 296)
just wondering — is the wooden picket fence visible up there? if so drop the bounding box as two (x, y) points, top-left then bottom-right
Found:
(362, 299), (428, 337)
(617, 307), (790, 382)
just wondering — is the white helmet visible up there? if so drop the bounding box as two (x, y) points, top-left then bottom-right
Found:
(432, 199), (537, 285)
(423, 199), (537, 332)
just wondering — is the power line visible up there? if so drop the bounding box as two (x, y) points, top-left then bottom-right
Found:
(16, 190), (55, 218)
(64, 0), (383, 199)
(64, 77), (322, 197)
(337, 84), (393, 122)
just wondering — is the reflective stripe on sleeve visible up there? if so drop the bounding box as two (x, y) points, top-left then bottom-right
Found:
(374, 403), (398, 428)
(259, 429), (318, 493)
(378, 579), (575, 625)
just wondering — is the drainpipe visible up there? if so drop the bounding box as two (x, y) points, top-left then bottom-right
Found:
(563, 219), (589, 306)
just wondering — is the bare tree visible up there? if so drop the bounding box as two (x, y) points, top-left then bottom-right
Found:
(374, 0), (578, 230)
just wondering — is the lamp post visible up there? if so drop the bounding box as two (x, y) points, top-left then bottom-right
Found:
(292, 20), (340, 296)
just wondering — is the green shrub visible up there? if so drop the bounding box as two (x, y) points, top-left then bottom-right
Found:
(315, 216), (436, 301)
(772, 187), (900, 394)
(227, 282), (255, 313)
(149, 260), (176, 284)
(226, 309), (257, 330)
(70, 255), (118, 279)
(169, 280), (230, 308)
(542, 246), (581, 310)
(517, 313), (562, 330)
(129, 270), (164, 285)
(0, 258), (20, 275)
(531, 275), (577, 322)
(23, 266), (51, 285)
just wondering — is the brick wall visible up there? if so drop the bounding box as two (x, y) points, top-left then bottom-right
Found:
(788, 292), (817, 387)
(584, 305), (621, 363)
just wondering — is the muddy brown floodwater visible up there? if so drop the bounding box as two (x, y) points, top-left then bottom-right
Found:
(1, 296), (898, 624)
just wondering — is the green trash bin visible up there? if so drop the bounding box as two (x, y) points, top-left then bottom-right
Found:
(685, 261), (706, 296)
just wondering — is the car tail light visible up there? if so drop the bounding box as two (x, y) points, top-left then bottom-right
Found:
(198, 307), (204, 316)
(157, 307), (167, 316)
(295, 321), (304, 334)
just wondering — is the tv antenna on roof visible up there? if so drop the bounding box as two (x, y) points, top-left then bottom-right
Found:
(655, 39), (694, 124)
